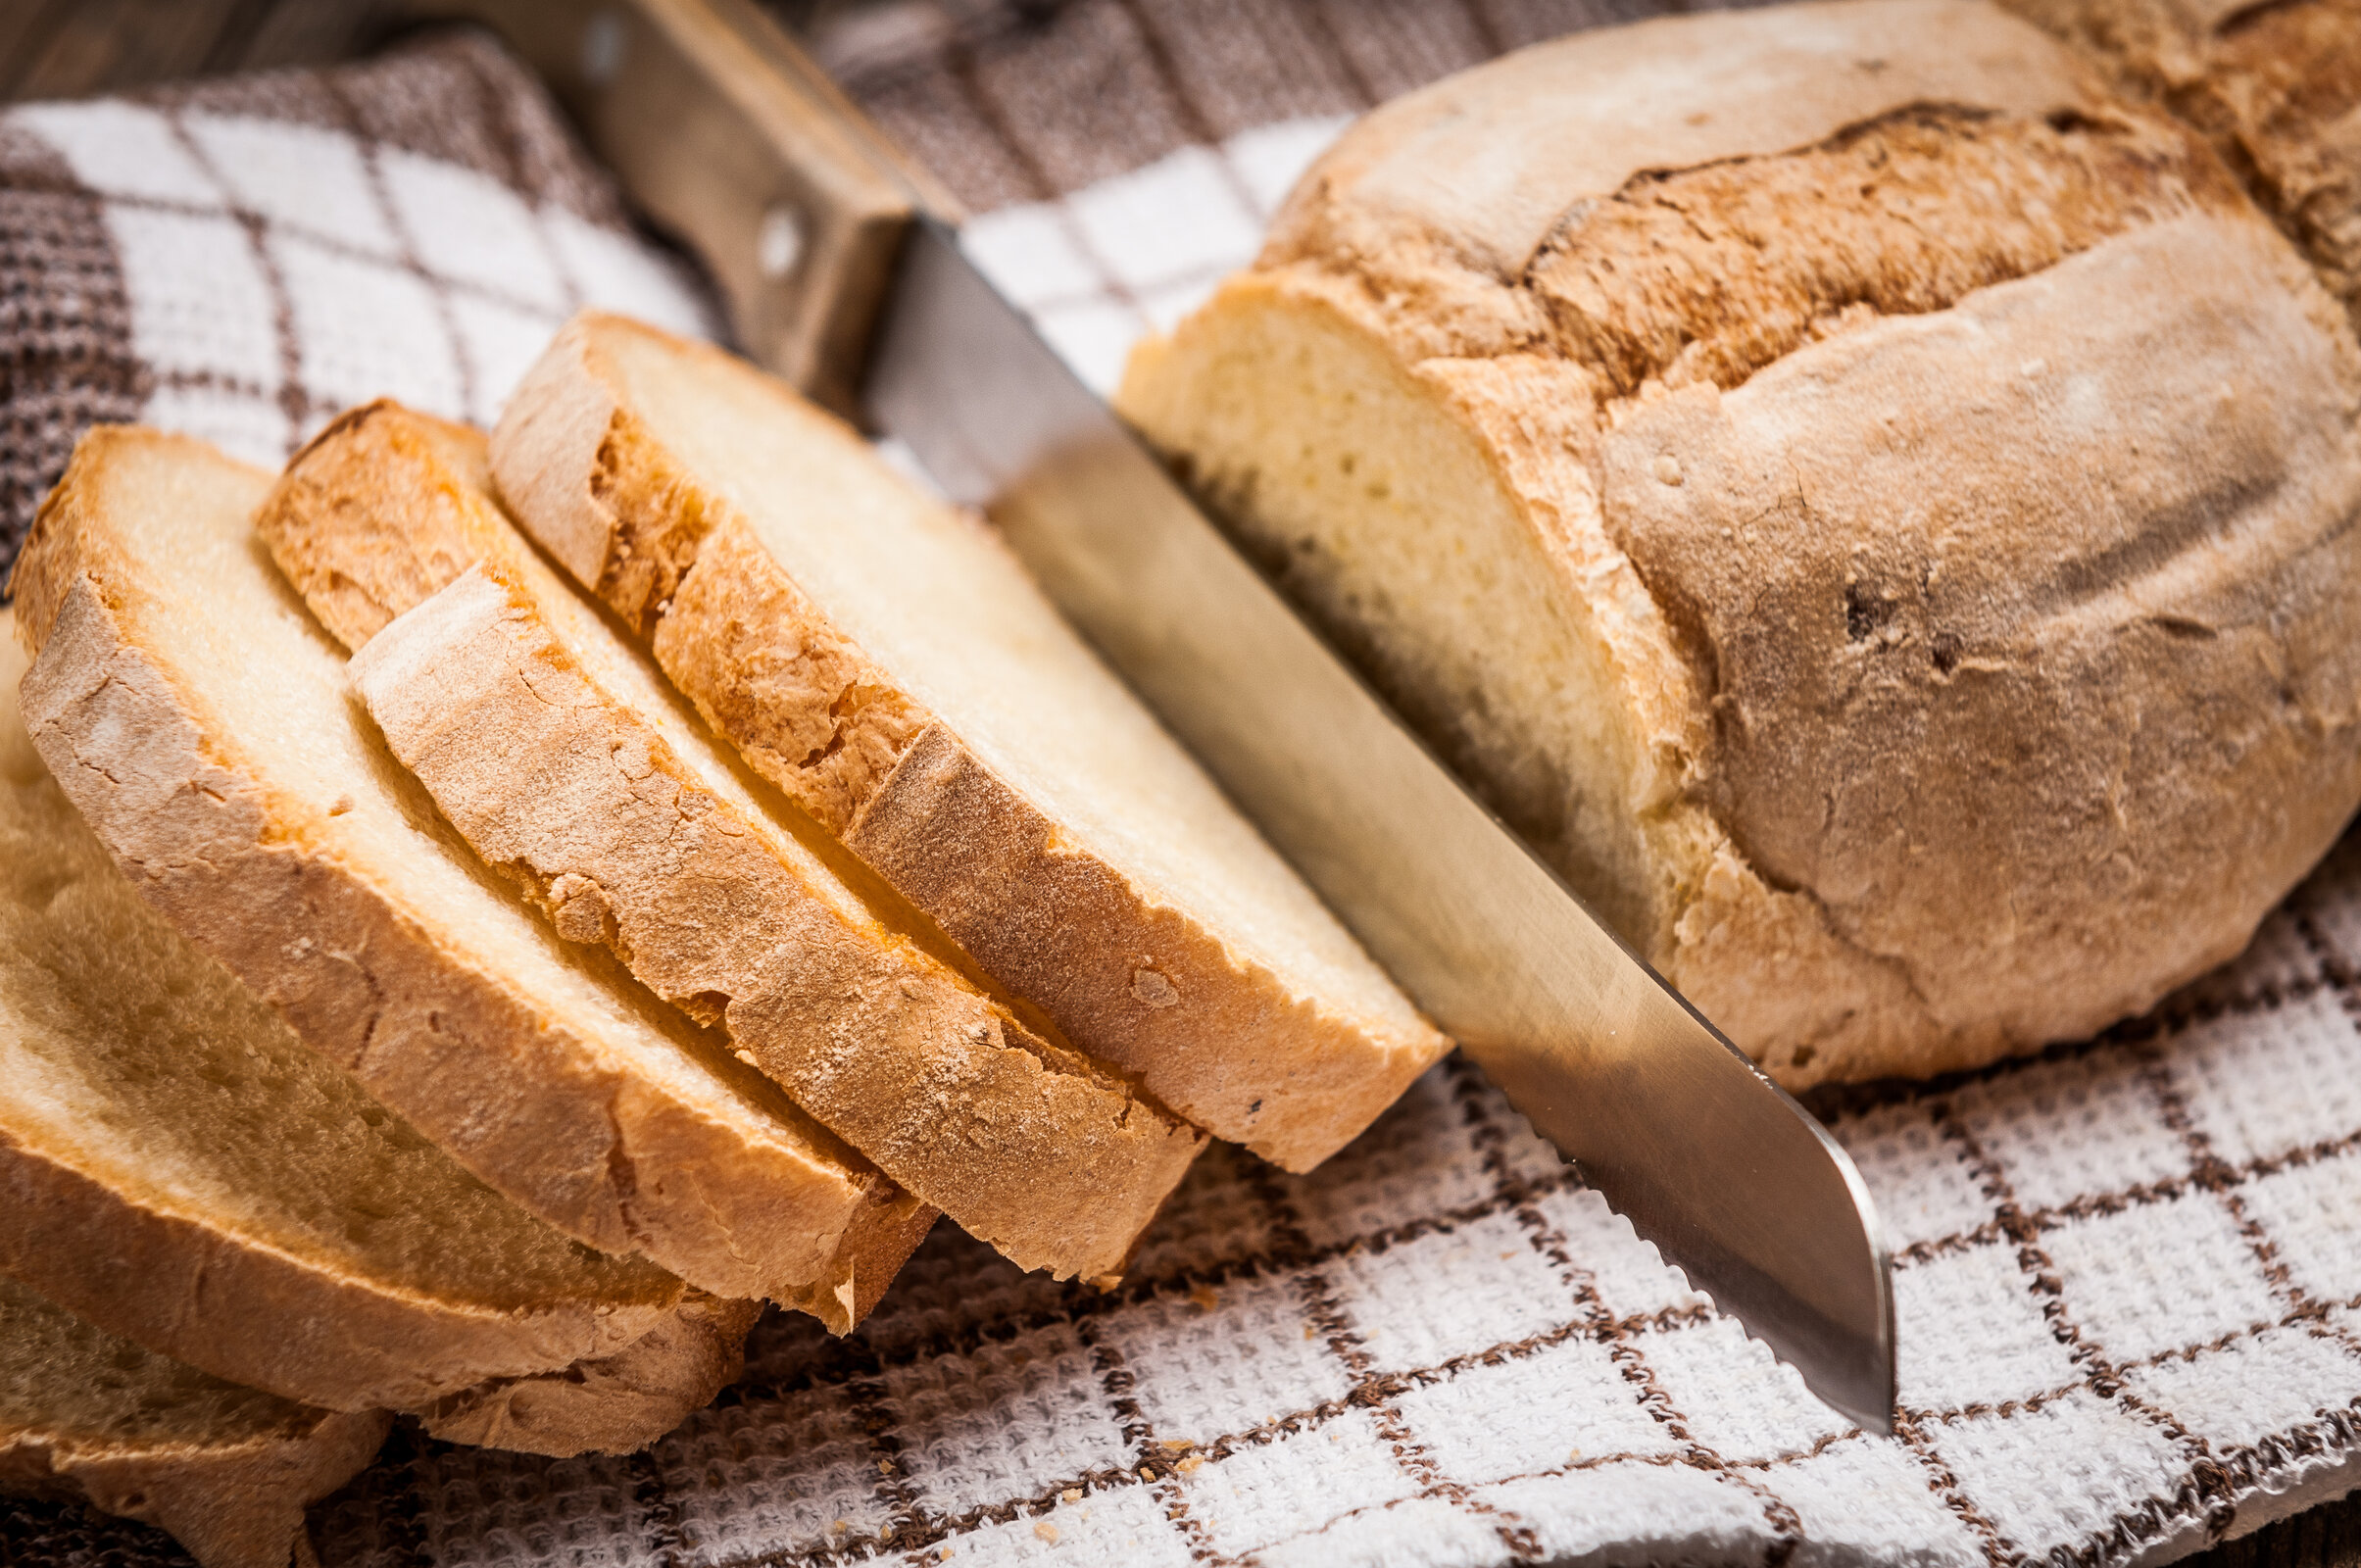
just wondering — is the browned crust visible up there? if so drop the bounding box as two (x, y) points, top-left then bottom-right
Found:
(352, 562), (1204, 1281)
(0, 1404), (389, 1568)
(415, 1292), (762, 1457)
(19, 430), (897, 1315)
(264, 403), (1142, 1284)
(659, 515), (1442, 1166)
(802, 1177), (937, 1328)
(255, 399), (514, 654)
(1522, 103), (2241, 397)
(489, 337), (703, 639)
(0, 1119), (660, 1413)
(1999, 0), (2361, 330)
(492, 315), (1450, 1172)
(654, 515), (928, 837)
(845, 725), (1442, 1169)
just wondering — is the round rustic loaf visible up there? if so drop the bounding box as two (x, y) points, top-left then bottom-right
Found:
(1117, 0), (2361, 1086)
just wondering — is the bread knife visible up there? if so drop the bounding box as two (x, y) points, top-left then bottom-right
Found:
(423, 0), (1896, 1432)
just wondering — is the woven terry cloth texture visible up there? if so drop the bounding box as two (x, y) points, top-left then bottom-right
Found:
(0, 26), (716, 577)
(8, 4), (2361, 1566)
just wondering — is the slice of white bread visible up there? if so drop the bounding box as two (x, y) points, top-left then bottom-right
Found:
(0, 602), (756, 1452)
(8, 427), (933, 1328)
(0, 1272), (389, 1568)
(1114, 0), (2361, 1085)
(264, 403), (1204, 1283)
(490, 314), (1449, 1173)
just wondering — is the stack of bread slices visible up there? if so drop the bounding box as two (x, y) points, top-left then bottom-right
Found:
(0, 314), (1450, 1565)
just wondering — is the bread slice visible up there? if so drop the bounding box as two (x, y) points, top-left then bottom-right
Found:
(0, 600), (769, 1451)
(0, 1272), (388, 1568)
(1116, 0), (2361, 1085)
(9, 427), (932, 1329)
(263, 403), (1204, 1283)
(489, 314), (1448, 1173)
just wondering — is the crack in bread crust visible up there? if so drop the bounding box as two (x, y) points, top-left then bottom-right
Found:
(1528, 104), (2241, 397)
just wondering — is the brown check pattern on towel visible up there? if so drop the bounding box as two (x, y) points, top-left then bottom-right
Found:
(7, 6), (2361, 1566)
(0, 25), (714, 569)
(270, 833), (2361, 1568)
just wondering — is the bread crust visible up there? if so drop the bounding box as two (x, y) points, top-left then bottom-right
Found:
(843, 724), (1438, 1165)
(352, 560), (1204, 1282)
(1119, 0), (2361, 1084)
(493, 317), (1449, 1171)
(1999, 0), (2361, 331)
(17, 429), (920, 1321)
(664, 520), (1437, 1166)
(650, 515), (927, 839)
(415, 1292), (762, 1457)
(0, 1119), (662, 1412)
(0, 1401), (389, 1568)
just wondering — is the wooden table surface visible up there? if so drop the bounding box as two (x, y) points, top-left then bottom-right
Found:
(0, 1), (2354, 1563)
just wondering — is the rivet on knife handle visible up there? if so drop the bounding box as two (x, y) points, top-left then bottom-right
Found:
(415, 0), (948, 417)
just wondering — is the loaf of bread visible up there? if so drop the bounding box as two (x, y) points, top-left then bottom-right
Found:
(1118, 0), (2361, 1085)
(492, 315), (1449, 1172)
(264, 402), (1204, 1285)
(0, 1273), (387, 1568)
(13, 427), (933, 1325)
(2000, 0), (2361, 332)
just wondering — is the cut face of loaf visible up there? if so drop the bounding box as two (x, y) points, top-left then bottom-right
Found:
(13, 426), (931, 1327)
(0, 599), (750, 1450)
(268, 403), (1201, 1284)
(1118, 0), (2361, 1086)
(1998, 0), (2361, 334)
(0, 1273), (389, 1568)
(490, 314), (1450, 1173)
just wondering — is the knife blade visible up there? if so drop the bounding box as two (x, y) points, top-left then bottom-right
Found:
(443, 0), (1895, 1432)
(865, 220), (1896, 1433)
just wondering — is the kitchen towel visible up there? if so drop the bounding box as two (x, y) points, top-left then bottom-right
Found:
(6, 7), (2361, 1566)
(0, 25), (715, 569)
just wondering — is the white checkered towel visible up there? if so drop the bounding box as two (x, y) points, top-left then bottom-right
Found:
(8, 11), (2361, 1567)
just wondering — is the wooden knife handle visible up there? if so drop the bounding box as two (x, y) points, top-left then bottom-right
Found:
(408, 0), (959, 418)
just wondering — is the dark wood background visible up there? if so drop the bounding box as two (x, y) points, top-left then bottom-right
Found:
(0, 1), (2354, 1563)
